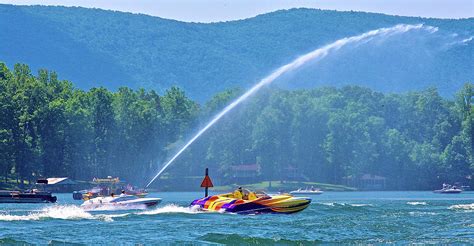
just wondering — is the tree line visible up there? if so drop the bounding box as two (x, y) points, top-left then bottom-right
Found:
(0, 62), (472, 190)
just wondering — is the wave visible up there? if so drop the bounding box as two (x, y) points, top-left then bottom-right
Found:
(407, 202), (427, 206)
(319, 202), (373, 207)
(0, 205), (94, 221)
(82, 204), (147, 212)
(448, 203), (474, 210)
(199, 233), (320, 244)
(0, 237), (32, 244)
(409, 211), (437, 216)
(0, 204), (204, 222)
(137, 204), (203, 215)
(0, 205), (130, 222)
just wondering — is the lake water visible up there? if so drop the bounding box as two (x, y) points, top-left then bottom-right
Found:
(0, 191), (473, 244)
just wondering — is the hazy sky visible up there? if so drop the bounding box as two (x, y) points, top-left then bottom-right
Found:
(0, 0), (473, 22)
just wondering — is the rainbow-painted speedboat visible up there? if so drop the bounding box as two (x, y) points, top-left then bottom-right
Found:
(190, 190), (311, 214)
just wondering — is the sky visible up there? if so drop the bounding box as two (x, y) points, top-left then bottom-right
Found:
(0, 0), (473, 22)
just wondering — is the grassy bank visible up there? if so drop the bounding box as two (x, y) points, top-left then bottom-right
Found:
(212, 181), (357, 192)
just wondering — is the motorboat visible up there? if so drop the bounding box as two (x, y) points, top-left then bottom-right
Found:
(125, 189), (148, 198)
(73, 176), (121, 200)
(290, 186), (323, 195)
(434, 188), (462, 194)
(0, 189), (57, 203)
(73, 177), (148, 200)
(80, 194), (161, 210)
(190, 189), (311, 214)
(0, 179), (57, 203)
(434, 184), (462, 194)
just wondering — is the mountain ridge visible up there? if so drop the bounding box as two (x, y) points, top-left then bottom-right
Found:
(1, 4), (472, 101)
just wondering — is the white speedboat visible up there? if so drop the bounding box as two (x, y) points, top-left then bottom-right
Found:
(290, 187), (323, 195)
(434, 184), (462, 194)
(434, 188), (462, 194)
(80, 195), (161, 210)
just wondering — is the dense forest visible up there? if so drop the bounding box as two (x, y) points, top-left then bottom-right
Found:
(0, 62), (472, 190)
(1, 5), (473, 101)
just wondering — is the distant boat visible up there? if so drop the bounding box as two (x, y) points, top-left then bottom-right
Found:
(434, 184), (462, 194)
(290, 187), (323, 195)
(0, 179), (57, 203)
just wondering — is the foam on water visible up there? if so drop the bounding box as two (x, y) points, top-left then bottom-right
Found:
(0, 204), (207, 222)
(319, 202), (373, 207)
(407, 202), (428, 206)
(448, 203), (474, 210)
(137, 204), (202, 215)
(0, 205), (93, 221)
(146, 23), (436, 188)
(409, 211), (438, 216)
(0, 205), (137, 222)
(82, 204), (147, 212)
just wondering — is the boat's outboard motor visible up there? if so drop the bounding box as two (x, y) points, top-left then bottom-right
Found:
(72, 191), (83, 200)
(49, 195), (57, 203)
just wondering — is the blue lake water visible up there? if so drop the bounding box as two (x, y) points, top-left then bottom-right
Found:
(0, 191), (473, 244)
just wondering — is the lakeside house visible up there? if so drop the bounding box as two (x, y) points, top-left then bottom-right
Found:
(343, 174), (387, 190)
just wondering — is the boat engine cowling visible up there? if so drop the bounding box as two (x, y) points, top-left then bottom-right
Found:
(49, 196), (57, 203)
(72, 191), (83, 200)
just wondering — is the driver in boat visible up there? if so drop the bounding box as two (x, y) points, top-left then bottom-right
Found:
(233, 187), (257, 200)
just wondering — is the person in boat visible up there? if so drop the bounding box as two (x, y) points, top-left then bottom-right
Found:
(233, 187), (258, 200)
(233, 187), (244, 199)
(110, 192), (115, 197)
(119, 190), (126, 197)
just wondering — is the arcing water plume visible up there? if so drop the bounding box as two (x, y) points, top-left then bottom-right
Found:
(146, 24), (436, 188)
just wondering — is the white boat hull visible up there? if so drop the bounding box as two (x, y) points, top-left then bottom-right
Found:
(81, 196), (161, 210)
(290, 191), (323, 195)
(433, 189), (462, 194)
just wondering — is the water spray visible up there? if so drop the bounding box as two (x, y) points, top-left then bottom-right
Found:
(146, 24), (435, 188)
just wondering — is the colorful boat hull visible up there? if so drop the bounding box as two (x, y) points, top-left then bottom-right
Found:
(191, 194), (311, 214)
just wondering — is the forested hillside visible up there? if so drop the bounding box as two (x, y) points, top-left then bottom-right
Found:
(0, 5), (472, 101)
(1, 63), (472, 190)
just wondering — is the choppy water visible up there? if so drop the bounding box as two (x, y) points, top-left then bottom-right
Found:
(0, 191), (473, 244)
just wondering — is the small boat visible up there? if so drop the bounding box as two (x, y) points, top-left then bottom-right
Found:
(190, 188), (311, 214)
(0, 179), (57, 203)
(73, 177), (148, 200)
(73, 176), (121, 200)
(0, 190), (57, 203)
(434, 184), (462, 194)
(290, 186), (323, 195)
(80, 194), (161, 210)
